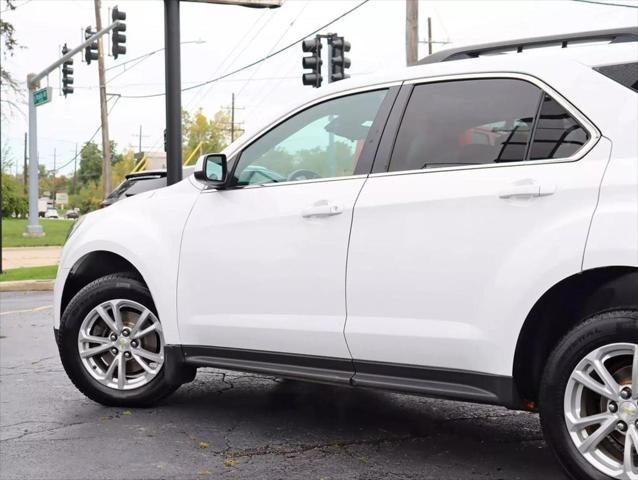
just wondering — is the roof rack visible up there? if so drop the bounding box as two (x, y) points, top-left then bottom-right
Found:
(418, 27), (638, 65)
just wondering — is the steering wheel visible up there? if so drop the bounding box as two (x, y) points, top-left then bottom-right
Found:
(287, 169), (322, 182)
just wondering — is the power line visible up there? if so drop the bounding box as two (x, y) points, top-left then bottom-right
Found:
(186, 7), (274, 115)
(236, 0), (310, 99)
(105, 40), (206, 72)
(570, 0), (638, 8)
(0, 0), (33, 14)
(105, 49), (162, 72)
(143, 10), (273, 156)
(107, 52), (157, 84)
(50, 96), (121, 174)
(242, 2), (312, 120)
(118, 0), (371, 99)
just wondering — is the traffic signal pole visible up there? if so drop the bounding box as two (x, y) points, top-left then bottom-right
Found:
(164, 0), (281, 186)
(164, 0), (182, 186)
(24, 21), (122, 236)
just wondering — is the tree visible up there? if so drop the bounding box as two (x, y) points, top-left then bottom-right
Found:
(1, 147), (26, 218)
(1, 0), (22, 119)
(182, 109), (238, 164)
(77, 142), (103, 187)
(110, 140), (123, 165)
(74, 141), (124, 189)
(1, 172), (27, 218)
(1, 141), (13, 172)
(66, 146), (134, 213)
(69, 182), (103, 214)
(111, 148), (135, 187)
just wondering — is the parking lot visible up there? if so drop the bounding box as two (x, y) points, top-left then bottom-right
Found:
(1, 291), (567, 480)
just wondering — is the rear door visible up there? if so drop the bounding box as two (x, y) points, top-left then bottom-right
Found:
(345, 75), (610, 381)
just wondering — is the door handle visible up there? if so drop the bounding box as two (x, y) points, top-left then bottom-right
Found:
(302, 202), (344, 218)
(498, 182), (556, 199)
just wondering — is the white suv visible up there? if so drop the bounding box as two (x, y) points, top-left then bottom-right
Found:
(54, 29), (637, 480)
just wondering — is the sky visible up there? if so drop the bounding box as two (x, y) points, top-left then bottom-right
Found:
(1, 0), (637, 177)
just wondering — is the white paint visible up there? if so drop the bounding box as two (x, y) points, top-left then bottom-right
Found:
(54, 42), (637, 381)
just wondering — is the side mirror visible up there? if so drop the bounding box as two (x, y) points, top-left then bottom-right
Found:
(194, 153), (228, 188)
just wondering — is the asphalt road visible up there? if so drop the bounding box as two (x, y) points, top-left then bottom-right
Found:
(0, 291), (568, 480)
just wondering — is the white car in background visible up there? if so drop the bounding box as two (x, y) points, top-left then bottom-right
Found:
(54, 28), (638, 480)
(44, 207), (59, 219)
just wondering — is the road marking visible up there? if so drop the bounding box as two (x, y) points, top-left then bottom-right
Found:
(0, 305), (53, 316)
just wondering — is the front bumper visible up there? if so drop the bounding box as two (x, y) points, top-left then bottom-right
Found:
(53, 267), (71, 330)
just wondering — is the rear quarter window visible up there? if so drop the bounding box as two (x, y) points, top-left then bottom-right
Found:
(594, 62), (638, 93)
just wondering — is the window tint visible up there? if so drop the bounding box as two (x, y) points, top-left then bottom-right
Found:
(233, 89), (387, 185)
(115, 177), (167, 199)
(594, 62), (638, 93)
(528, 94), (590, 160)
(390, 79), (542, 172)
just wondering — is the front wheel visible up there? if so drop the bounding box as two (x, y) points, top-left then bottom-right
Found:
(540, 310), (638, 480)
(58, 274), (179, 407)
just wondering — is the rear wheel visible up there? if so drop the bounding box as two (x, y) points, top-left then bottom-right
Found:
(58, 274), (179, 406)
(540, 310), (638, 480)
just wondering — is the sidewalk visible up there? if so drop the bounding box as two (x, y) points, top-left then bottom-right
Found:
(1, 246), (62, 269)
(0, 279), (54, 292)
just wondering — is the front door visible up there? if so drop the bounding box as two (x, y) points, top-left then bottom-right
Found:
(178, 88), (391, 360)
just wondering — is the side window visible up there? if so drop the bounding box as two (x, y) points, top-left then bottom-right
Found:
(389, 79), (542, 172)
(528, 94), (590, 160)
(594, 62), (638, 93)
(233, 89), (388, 185)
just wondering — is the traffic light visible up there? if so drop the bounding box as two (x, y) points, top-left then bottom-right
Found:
(302, 36), (322, 88)
(84, 27), (98, 65)
(329, 35), (351, 82)
(61, 44), (74, 97)
(111, 6), (126, 59)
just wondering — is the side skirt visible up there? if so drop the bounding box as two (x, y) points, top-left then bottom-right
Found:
(352, 360), (519, 407)
(174, 345), (522, 409)
(180, 345), (354, 385)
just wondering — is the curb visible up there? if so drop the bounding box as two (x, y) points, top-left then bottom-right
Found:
(0, 280), (55, 292)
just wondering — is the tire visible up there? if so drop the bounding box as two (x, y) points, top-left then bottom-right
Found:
(58, 274), (179, 407)
(539, 309), (638, 480)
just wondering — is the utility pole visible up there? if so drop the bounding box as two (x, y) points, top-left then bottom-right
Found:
(406, 0), (419, 66)
(94, 0), (112, 198)
(73, 143), (78, 194)
(427, 16), (433, 55)
(23, 132), (27, 193)
(223, 93), (244, 141)
(138, 125), (143, 154)
(231, 93), (235, 142)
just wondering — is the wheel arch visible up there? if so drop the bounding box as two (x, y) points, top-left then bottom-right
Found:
(513, 266), (638, 405)
(61, 250), (148, 321)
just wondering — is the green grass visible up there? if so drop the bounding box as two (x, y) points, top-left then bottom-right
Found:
(0, 265), (58, 282)
(1, 218), (74, 247)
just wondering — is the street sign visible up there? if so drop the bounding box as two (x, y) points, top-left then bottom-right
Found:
(33, 87), (53, 107)
(56, 192), (69, 206)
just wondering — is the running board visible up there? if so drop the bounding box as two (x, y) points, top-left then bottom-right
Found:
(181, 345), (354, 385)
(176, 345), (521, 409)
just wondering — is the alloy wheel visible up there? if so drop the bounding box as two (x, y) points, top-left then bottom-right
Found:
(564, 342), (638, 479)
(77, 299), (164, 390)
